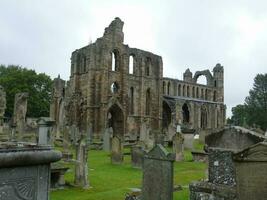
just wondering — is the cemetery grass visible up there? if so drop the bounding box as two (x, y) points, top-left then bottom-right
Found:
(51, 141), (207, 200)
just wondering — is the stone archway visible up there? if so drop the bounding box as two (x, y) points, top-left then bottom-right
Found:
(162, 101), (172, 129)
(107, 104), (124, 137)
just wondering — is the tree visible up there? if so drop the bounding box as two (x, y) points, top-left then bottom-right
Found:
(231, 73), (267, 130)
(231, 104), (247, 126)
(245, 74), (267, 130)
(0, 65), (52, 118)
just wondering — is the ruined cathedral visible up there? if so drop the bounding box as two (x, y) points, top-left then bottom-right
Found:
(50, 17), (225, 140)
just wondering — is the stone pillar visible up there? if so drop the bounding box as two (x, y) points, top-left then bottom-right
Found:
(142, 144), (175, 200)
(0, 143), (61, 200)
(103, 127), (112, 152)
(37, 117), (55, 145)
(74, 134), (89, 188)
(172, 133), (184, 161)
(111, 136), (123, 164)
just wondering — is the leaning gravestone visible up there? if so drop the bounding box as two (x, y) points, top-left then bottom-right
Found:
(142, 144), (175, 200)
(0, 142), (61, 200)
(172, 133), (184, 161)
(111, 136), (123, 164)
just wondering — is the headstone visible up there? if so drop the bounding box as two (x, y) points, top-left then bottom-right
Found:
(12, 92), (28, 135)
(234, 142), (267, 200)
(0, 86), (6, 134)
(37, 117), (55, 145)
(181, 128), (195, 150)
(103, 127), (112, 151)
(0, 143), (61, 200)
(111, 136), (123, 164)
(142, 144), (175, 200)
(172, 133), (184, 161)
(74, 133), (89, 188)
(190, 135), (267, 199)
(131, 145), (145, 169)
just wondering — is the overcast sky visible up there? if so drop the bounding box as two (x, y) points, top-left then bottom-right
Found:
(1, 0), (267, 117)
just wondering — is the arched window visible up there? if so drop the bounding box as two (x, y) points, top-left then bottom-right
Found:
(178, 84), (181, 96)
(196, 75), (208, 85)
(111, 50), (119, 71)
(130, 87), (134, 114)
(214, 80), (217, 87)
(145, 57), (151, 76)
(111, 82), (119, 94)
(183, 85), (185, 96)
(192, 87), (195, 98)
(201, 106), (208, 129)
(205, 89), (208, 100)
(129, 55), (134, 74)
(213, 91), (217, 102)
(196, 87), (199, 98)
(163, 81), (165, 94)
(167, 82), (171, 95)
(145, 88), (151, 115)
(182, 103), (190, 123)
(187, 86), (190, 97)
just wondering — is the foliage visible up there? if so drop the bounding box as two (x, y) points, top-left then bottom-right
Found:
(51, 142), (206, 200)
(0, 65), (53, 118)
(231, 73), (267, 130)
(231, 104), (247, 126)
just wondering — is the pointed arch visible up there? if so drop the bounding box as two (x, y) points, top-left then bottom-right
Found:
(182, 103), (190, 123)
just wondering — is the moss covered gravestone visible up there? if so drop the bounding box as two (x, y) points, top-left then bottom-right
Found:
(142, 144), (175, 200)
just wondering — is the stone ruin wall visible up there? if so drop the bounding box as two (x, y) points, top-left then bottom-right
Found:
(162, 65), (225, 135)
(50, 17), (226, 140)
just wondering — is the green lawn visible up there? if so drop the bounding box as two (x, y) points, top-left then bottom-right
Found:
(51, 141), (206, 200)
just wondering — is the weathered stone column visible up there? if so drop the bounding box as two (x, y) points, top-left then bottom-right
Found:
(74, 134), (89, 189)
(0, 143), (61, 200)
(142, 144), (175, 200)
(37, 117), (55, 145)
(172, 132), (184, 161)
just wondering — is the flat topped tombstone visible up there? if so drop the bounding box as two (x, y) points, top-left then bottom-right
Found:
(172, 133), (184, 161)
(142, 144), (175, 200)
(37, 117), (55, 145)
(181, 127), (195, 150)
(0, 143), (61, 200)
(111, 136), (123, 164)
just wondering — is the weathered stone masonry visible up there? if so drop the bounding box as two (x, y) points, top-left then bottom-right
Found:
(50, 17), (226, 140)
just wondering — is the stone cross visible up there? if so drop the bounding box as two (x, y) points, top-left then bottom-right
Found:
(111, 136), (123, 164)
(172, 133), (184, 161)
(142, 144), (175, 200)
